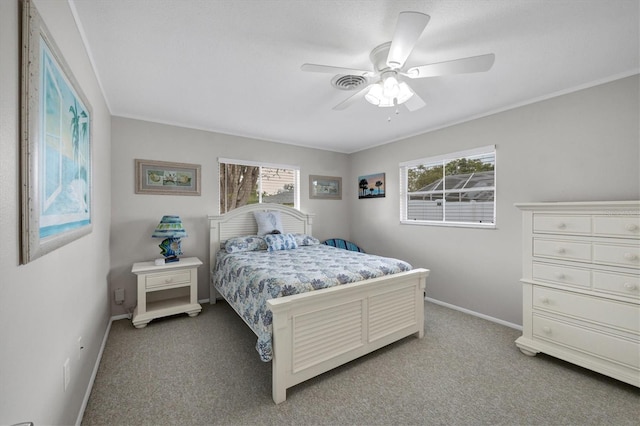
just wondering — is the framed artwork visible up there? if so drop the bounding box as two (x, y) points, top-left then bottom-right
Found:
(309, 175), (342, 200)
(358, 173), (386, 199)
(135, 159), (201, 196)
(20, 0), (93, 263)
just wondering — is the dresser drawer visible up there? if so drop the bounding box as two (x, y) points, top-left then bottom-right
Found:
(593, 216), (640, 238)
(532, 315), (640, 369)
(146, 270), (192, 290)
(593, 270), (640, 300)
(593, 243), (640, 269)
(532, 262), (590, 289)
(533, 214), (591, 235)
(533, 238), (591, 263)
(533, 286), (639, 333)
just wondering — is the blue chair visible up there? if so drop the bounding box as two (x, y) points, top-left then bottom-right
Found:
(323, 238), (365, 253)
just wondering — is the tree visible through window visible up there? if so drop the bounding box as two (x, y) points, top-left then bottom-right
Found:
(219, 159), (299, 214)
(400, 146), (496, 226)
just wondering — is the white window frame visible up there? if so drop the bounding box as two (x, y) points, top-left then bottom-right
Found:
(218, 157), (300, 213)
(399, 145), (496, 229)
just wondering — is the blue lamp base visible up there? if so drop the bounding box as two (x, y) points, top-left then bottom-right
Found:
(158, 237), (183, 262)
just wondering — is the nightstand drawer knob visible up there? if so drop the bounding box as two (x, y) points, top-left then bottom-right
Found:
(624, 282), (638, 291)
(623, 252), (638, 261)
(556, 247), (566, 254)
(164, 277), (173, 283)
(557, 223), (566, 230)
(542, 326), (552, 334)
(540, 297), (550, 304)
(626, 223), (639, 232)
(556, 273), (565, 280)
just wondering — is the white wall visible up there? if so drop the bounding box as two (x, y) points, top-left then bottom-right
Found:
(349, 75), (640, 325)
(110, 117), (350, 315)
(0, 0), (112, 425)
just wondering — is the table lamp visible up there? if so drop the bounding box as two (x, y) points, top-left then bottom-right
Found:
(152, 215), (187, 263)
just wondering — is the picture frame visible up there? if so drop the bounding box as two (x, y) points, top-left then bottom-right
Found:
(135, 159), (201, 196)
(358, 173), (386, 199)
(309, 175), (342, 200)
(20, 0), (93, 263)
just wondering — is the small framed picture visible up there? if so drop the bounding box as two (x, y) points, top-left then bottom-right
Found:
(358, 173), (385, 199)
(309, 175), (342, 200)
(135, 159), (201, 195)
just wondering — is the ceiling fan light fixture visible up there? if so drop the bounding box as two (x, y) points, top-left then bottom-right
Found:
(365, 79), (414, 108)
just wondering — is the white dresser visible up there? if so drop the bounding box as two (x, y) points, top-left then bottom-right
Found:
(515, 201), (639, 387)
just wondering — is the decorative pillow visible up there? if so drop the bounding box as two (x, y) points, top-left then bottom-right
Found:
(264, 233), (298, 252)
(224, 235), (267, 253)
(254, 211), (284, 236)
(293, 233), (320, 246)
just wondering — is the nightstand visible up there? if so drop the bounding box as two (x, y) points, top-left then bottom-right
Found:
(131, 257), (202, 328)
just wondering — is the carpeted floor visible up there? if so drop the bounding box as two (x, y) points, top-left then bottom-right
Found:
(81, 301), (640, 425)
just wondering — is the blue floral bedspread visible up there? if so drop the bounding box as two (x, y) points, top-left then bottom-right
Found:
(213, 244), (412, 361)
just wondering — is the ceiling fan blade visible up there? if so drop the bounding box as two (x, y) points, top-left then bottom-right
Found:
(405, 53), (495, 79)
(333, 84), (373, 110)
(404, 90), (426, 111)
(386, 12), (430, 69)
(301, 63), (373, 77)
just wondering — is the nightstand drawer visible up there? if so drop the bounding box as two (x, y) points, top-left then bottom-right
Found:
(593, 270), (640, 299)
(593, 216), (640, 238)
(533, 286), (639, 332)
(533, 238), (591, 262)
(146, 270), (192, 289)
(593, 243), (640, 268)
(533, 214), (591, 235)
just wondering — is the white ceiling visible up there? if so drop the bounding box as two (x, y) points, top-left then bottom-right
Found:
(69, 0), (639, 153)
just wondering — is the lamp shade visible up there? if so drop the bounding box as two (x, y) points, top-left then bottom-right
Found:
(152, 215), (187, 239)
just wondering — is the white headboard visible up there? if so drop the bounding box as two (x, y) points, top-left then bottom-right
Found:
(208, 204), (315, 297)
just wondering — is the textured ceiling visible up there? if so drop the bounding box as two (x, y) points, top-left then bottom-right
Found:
(68, 0), (639, 153)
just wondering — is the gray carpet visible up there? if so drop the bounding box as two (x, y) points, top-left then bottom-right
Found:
(82, 301), (640, 425)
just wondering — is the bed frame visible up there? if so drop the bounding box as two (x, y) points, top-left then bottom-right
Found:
(209, 204), (429, 403)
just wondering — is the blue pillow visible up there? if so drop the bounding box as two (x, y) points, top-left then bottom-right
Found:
(225, 235), (267, 253)
(264, 233), (298, 252)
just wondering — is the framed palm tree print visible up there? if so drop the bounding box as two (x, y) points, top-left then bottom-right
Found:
(20, 0), (93, 263)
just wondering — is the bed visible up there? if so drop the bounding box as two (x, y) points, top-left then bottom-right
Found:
(209, 204), (429, 403)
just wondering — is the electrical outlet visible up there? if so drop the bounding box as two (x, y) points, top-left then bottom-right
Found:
(77, 336), (83, 360)
(63, 358), (70, 391)
(115, 288), (125, 305)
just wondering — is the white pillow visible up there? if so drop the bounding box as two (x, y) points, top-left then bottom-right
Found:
(254, 210), (284, 236)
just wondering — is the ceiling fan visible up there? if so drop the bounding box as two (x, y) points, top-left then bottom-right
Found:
(301, 12), (495, 112)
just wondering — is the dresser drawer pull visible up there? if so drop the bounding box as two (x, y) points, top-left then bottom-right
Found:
(557, 223), (566, 230)
(555, 273), (566, 280)
(623, 253), (638, 261)
(539, 297), (550, 304)
(164, 277), (174, 284)
(542, 326), (552, 335)
(623, 282), (638, 291)
(555, 247), (566, 254)
(626, 223), (639, 232)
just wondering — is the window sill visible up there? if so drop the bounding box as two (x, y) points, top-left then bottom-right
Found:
(400, 220), (496, 229)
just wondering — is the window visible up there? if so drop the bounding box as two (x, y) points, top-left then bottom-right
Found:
(219, 158), (300, 214)
(400, 145), (496, 227)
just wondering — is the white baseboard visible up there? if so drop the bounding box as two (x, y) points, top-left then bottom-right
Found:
(76, 317), (113, 426)
(425, 297), (523, 331)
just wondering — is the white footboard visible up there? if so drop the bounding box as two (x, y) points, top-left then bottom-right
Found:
(268, 268), (429, 403)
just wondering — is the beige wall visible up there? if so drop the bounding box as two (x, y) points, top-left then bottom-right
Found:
(0, 0), (112, 424)
(349, 75), (640, 325)
(109, 117), (350, 316)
